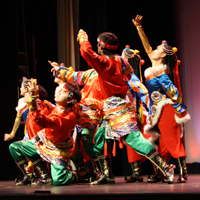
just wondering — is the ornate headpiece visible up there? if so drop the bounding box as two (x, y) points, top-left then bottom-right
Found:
(162, 40), (177, 55)
(22, 77), (28, 82)
(97, 38), (118, 50)
(22, 77), (31, 90)
(123, 45), (138, 58)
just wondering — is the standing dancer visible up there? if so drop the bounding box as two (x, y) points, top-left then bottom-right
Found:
(76, 29), (174, 184)
(132, 15), (190, 183)
(49, 47), (133, 181)
(121, 46), (156, 183)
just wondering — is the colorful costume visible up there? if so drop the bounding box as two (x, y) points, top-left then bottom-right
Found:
(10, 81), (81, 186)
(21, 105), (77, 186)
(133, 15), (190, 183)
(77, 31), (174, 184)
(58, 58), (132, 161)
(144, 64), (188, 157)
(9, 99), (54, 185)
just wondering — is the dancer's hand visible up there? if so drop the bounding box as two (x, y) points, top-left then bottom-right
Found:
(132, 15), (143, 27)
(77, 29), (88, 44)
(29, 79), (38, 97)
(4, 133), (14, 141)
(48, 60), (60, 72)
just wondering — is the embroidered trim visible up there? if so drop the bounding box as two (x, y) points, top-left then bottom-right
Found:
(146, 70), (167, 81)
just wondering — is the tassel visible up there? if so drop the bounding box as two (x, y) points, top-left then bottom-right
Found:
(104, 140), (108, 157)
(119, 137), (124, 149)
(173, 60), (183, 103)
(112, 140), (116, 157)
(139, 101), (144, 129)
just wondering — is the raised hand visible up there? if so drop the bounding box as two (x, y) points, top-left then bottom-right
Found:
(77, 29), (88, 44)
(132, 15), (143, 27)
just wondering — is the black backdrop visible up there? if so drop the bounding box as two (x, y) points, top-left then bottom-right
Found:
(1, 0), (175, 180)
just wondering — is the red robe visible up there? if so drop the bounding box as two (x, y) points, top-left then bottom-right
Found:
(79, 41), (129, 99)
(26, 100), (54, 139)
(29, 106), (76, 143)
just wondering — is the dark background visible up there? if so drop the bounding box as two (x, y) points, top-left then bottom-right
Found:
(1, 0), (176, 180)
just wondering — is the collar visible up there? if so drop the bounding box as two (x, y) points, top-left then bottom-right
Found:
(144, 64), (168, 78)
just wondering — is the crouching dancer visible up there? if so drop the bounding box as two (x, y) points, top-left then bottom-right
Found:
(10, 79), (82, 186)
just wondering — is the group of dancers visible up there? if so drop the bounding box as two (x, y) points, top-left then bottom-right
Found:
(4, 15), (190, 186)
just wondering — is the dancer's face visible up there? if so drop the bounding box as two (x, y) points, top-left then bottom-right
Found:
(152, 45), (166, 60)
(20, 83), (28, 96)
(97, 42), (104, 55)
(54, 86), (70, 106)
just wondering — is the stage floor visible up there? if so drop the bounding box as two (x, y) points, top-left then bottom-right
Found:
(1, 175), (200, 200)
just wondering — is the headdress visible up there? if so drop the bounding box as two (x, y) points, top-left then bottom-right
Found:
(97, 38), (118, 50)
(162, 40), (177, 55)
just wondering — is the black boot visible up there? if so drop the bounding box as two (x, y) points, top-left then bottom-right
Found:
(125, 160), (143, 183)
(147, 164), (165, 183)
(177, 157), (188, 183)
(15, 158), (33, 186)
(91, 155), (115, 185)
(146, 148), (174, 184)
(92, 153), (104, 179)
(31, 158), (52, 185)
(74, 160), (97, 183)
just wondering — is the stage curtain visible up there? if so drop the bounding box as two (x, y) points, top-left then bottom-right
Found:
(175, 0), (200, 162)
(57, 0), (80, 70)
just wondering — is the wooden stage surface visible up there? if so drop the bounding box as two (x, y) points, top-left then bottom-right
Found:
(1, 175), (200, 200)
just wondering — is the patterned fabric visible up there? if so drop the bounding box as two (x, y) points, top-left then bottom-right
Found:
(103, 96), (139, 137)
(33, 129), (74, 167)
(127, 73), (149, 110)
(78, 103), (103, 128)
(145, 65), (187, 116)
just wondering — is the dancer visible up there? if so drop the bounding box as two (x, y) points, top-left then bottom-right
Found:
(10, 79), (82, 186)
(49, 63), (94, 181)
(76, 29), (174, 184)
(4, 77), (31, 141)
(121, 46), (154, 183)
(92, 46), (153, 183)
(132, 15), (190, 183)
(49, 50), (133, 181)
(8, 81), (54, 185)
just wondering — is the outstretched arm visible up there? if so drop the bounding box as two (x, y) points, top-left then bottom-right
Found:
(132, 15), (153, 59)
(4, 113), (22, 141)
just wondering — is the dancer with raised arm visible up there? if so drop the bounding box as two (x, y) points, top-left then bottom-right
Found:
(76, 29), (175, 184)
(132, 15), (190, 183)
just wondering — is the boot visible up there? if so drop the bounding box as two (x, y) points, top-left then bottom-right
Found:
(90, 155), (115, 185)
(177, 157), (188, 183)
(125, 160), (143, 183)
(147, 164), (165, 183)
(146, 148), (174, 184)
(74, 160), (97, 183)
(15, 157), (33, 185)
(31, 158), (52, 185)
(92, 153), (104, 180)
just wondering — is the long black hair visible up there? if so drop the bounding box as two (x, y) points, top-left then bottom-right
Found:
(162, 42), (178, 85)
